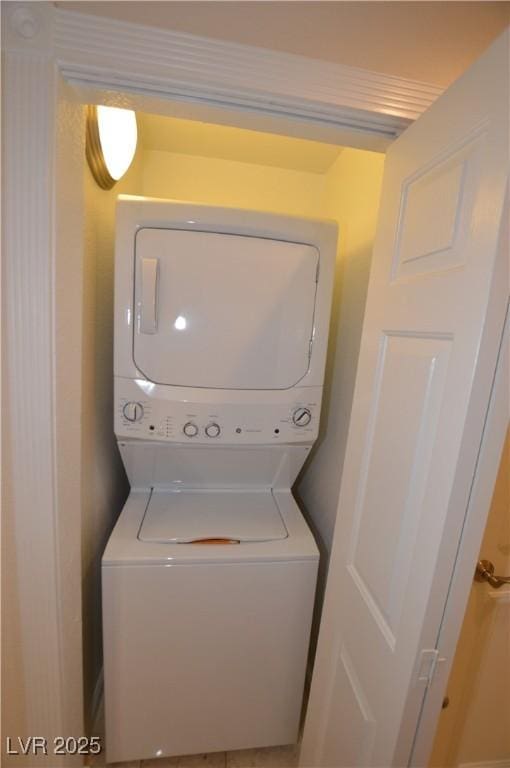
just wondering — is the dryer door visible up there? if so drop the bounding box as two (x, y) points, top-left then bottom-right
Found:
(133, 228), (318, 389)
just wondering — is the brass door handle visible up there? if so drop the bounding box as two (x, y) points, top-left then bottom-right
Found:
(474, 559), (510, 589)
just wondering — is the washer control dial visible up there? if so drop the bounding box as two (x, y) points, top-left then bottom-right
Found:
(205, 422), (221, 438)
(183, 422), (199, 438)
(292, 407), (312, 427)
(123, 401), (144, 422)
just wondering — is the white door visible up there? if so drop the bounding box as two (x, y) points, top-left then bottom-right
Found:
(134, 228), (318, 389)
(300, 30), (509, 768)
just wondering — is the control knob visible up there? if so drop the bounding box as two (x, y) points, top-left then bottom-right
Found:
(183, 422), (199, 438)
(123, 401), (144, 422)
(292, 407), (312, 427)
(205, 422), (221, 438)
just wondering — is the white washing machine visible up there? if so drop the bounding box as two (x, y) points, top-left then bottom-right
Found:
(102, 198), (336, 763)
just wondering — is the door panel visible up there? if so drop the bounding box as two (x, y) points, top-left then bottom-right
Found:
(350, 334), (451, 645)
(300, 30), (509, 768)
(394, 125), (486, 279)
(320, 646), (376, 768)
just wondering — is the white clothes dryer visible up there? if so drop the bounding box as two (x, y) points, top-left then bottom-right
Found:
(102, 199), (336, 763)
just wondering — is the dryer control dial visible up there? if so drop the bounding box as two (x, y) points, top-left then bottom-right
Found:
(183, 422), (199, 438)
(292, 407), (312, 427)
(123, 401), (144, 422)
(205, 422), (221, 438)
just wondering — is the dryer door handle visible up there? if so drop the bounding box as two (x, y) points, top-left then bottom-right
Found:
(140, 257), (159, 334)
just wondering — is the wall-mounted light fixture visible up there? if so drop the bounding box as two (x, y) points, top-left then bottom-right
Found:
(86, 105), (138, 190)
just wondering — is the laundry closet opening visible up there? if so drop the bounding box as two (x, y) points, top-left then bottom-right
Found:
(82, 107), (385, 732)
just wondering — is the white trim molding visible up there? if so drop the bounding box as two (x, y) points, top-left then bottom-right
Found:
(52, 7), (442, 145)
(2, 24), (68, 764)
(3, 2), (85, 761)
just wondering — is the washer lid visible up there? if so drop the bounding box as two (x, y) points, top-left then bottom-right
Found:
(138, 489), (288, 544)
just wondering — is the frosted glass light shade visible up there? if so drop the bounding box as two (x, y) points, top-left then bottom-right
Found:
(86, 105), (138, 189)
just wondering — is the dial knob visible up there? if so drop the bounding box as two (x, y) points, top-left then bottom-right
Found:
(123, 401), (144, 422)
(292, 407), (312, 427)
(205, 422), (221, 438)
(183, 422), (199, 438)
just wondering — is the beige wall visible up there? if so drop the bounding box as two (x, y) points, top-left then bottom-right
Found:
(430, 428), (510, 767)
(297, 148), (385, 615)
(140, 150), (327, 217)
(81, 139), (143, 729)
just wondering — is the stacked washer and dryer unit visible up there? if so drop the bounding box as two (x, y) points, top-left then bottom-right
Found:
(102, 197), (336, 764)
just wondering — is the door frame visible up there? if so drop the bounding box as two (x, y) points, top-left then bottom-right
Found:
(48, 3), (441, 150)
(4, 2), (502, 764)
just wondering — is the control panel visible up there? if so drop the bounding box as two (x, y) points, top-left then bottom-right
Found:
(115, 380), (320, 445)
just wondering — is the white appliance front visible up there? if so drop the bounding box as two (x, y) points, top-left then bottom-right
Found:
(103, 198), (337, 763)
(114, 198), (336, 447)
(134, 228), (318, 390)
(103, 490), (319, 763)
